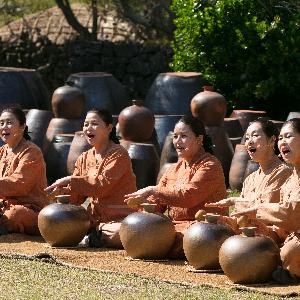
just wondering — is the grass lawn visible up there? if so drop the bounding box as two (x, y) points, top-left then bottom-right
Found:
(0, 257), (288, 300)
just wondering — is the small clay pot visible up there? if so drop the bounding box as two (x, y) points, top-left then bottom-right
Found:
(219, 227), (280, 283)
(51, 85), (86, 119)
(191, 86), (227, 126)
(118, 100), (155, 142)
(183, 214), (234, 270)
(119, 204), (176, 259)
(38, 195), (90, 247)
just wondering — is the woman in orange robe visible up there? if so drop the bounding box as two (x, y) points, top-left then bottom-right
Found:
(232, 118), (300, 281)
(125, 115), (227, 257)
(46, 109), (136, 247)
(206, 118), (291, 235)
(0, 107), (48, 235)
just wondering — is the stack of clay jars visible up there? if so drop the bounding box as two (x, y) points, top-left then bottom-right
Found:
(118, 100), (159, 189)
(44, 85), (86, 183)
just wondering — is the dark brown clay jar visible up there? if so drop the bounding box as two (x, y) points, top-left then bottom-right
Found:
(223, 117), (244, 138)
(159, 131), (178, 168)
(43, 118), (83, 154)
(127, 143), (160, 189)
(119, 206), (176, 259)
(229, 144), (251, 191)
(0, 67), (50, 110)
(26, 109), (53, 151)
(144, 72), (207, 115)
(183, 214), (234, 270)
(51, 85), (85, 119)
(45, 134), (74, 184)
(190, 86), (227, 126)
(67, 131), (91, 175)
(230, 110), (268, 132)
(219, 228), (280, 283)
(38, 195), (90, 247)
(66, 72), (130, 114)
(118, 100), (155, 142)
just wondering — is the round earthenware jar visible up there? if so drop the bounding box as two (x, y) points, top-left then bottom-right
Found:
(219, 227), (280, 283)
(26, 109), (53, 151)
(230, 110), (268, 132)
(183, 214), (234, 270)
(51, 85), (86, 119)
(66, 72), (130, 114)
(38, 195), (90, 247)
(118, 100), (155, 142)
(190, 86), (227, 126)
(144, 72), (207, 115)
(159, 131), (178, 168)
(119, 204), (176, 259)
(0, 67), (50, 110)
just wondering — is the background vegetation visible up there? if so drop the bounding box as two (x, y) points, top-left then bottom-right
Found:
(171, 0), (300, 119)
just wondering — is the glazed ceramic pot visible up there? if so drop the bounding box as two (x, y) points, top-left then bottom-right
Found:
(230, 110), (268, 132)
(183, 214), (234, 270)
(144, 72), (207, 115)
(118, 100), (155, 142)
(67, 131), (91, 174)
(66, 72), (130, 114)
(219, 227), (280, 283)
(38, 195), (90, 247)
(51, 85), (86, 119)
(0, 67), (49, 110)
(119, 204), (176, 259)
(26, 109), (53, 151)
(190, 86), (227, 126)
(159, 131), (178, 168)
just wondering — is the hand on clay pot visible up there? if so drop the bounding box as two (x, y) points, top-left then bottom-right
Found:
(231, 206), (258, 219)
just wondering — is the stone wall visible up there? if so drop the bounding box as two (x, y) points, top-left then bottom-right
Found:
(0, 33), (172, 99)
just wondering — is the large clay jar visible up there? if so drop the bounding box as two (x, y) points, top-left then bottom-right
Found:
(38, 195), (90, 247)
(67, 131), (91, 174)
(229, 144), (251, 191)
(159, 131), (178, 168)
(118, 100), (155, 142)
(26, 109), (53, 151)
(219, 227), (280, 283)
(190, 86), (227, 126)
(51, 85), (86, 119)
(66, 72), (130, 114)
(144, 72), (207, 115)
(45, 134), (74, 184)
(230, 110), (268, 132)
(127, 143), (160, 189)
(0, 67), (49, 110)
(43, 118), (83, 154)
(205, 126), (234, 186)
(183, 214), (234, 270)
(223, 117), (244, 138)
(119, 204), (176, 259)
(154, 115), (182, 150)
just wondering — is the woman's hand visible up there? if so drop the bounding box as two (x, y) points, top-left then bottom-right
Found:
(45, 176), (72, 192)
(205, 197), (235, 208)
(124, 186), (156, 208)
(231, 206), (258, 219)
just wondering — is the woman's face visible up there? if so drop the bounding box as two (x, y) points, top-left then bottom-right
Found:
(278, 123), (300, 167)
(173, 122), (203, 160)
(244, 122), (275, 163)
(0, 112), (25, 147)
(83, 112), (112, 147)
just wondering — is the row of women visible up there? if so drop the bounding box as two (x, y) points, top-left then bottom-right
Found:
(0, 106), (300, 283)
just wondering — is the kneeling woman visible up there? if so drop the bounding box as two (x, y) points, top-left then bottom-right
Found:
(124, 116), (227, 258)
(0, 107), (48, 235)
(46, 109), (136, 247)
(232, 118), (300, 280)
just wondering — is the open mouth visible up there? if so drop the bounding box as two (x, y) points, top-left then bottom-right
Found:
(281, 147), (290, 155)
(248, 147), (257, 154)
(86, 133), (95, 139)
(1, 133), (10, 138)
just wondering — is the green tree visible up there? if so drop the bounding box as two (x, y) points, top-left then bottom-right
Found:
(171, 0), (300, 119)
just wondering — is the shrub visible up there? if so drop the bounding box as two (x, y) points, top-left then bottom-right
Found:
(171, 0), (300, 119)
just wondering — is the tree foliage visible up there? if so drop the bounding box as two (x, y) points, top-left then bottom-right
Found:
(171, 0), (300, 119)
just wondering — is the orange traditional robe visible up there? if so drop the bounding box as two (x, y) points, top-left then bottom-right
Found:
(148, 150), (227, 258)
(0, 138), (48, 235)
(69, 142), (137, 225)
(256, 169), (300, 277)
